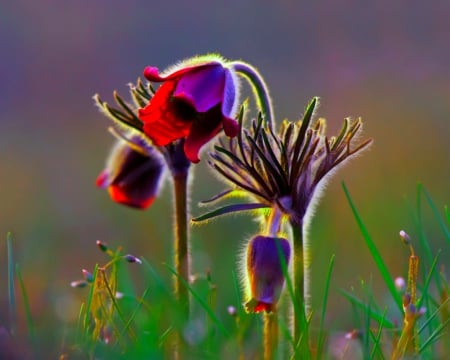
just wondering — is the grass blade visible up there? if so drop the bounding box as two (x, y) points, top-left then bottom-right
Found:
(316, 254), (335, 360)
(165, 264), (229, 337)
(419, 184), (450, 243)
(342, 182), (403, 312)
(339, 289), (395, 329)
(15, 264), (35, 343)
(7, 232), (17, 335)
(191, 203), (269, 223)
(370, 308), (387, 360)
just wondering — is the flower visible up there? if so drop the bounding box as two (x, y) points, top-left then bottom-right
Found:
(244, 235), (291, 313)
(204, 97), (372, 226)
(138, 55), (241, 163)
(96, 134), (164, 209)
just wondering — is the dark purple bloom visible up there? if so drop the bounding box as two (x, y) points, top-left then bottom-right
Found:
(138, 55), (240, 163)
(96, 135), (165, 209)
(245, 235), (291, 313)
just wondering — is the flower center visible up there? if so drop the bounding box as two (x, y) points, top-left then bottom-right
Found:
(172, 98), (198, 122)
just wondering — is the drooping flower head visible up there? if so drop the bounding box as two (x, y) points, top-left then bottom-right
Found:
(244, 235), (291, 313)
(96, 134), (165, 209)
(138, 55), (241, 163)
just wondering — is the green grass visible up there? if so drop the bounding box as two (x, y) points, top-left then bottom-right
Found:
(1, 184), (448, 359)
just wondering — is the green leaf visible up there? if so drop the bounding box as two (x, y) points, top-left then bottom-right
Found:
(191, 203), (269, 223)
(316, 254), (335, 360)
(420, 184), (450, 243)
(16, 264), (35, 343)
(342, 182), (403, 312)
(338, 290), (395, 329)
(165, 265), (229, 337)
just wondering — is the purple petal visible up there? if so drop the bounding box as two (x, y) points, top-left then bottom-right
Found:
(221, 68), (238, 118)
(173, 64), (225, 112)
(247, 235), (291, 305)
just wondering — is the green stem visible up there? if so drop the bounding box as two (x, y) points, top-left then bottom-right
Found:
(263, 312), (278, 360)
(291, 220), (310, 357)
(229, 61), (274, 127)
(173, 171), (190, 320)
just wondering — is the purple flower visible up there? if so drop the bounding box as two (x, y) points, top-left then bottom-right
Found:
(96, 135), (165, 209)
(138, 55), (240, 163)
(245, 235), (291, 313)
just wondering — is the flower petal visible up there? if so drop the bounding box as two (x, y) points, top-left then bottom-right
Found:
(244, 298), (273, 313)
(221, 68), (239, 118)
(222, 116), (240, 137)
(144, 66), (195, 82)
(173, 64), (225, 112)
(247, 235), (291, 307)
(183, 105), (223, 163)
(139, 81), (192, 146)
(98, 140), (165, 209)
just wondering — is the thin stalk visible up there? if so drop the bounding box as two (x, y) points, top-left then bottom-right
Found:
(230, 61), (274, 128)
(262, 208), (283, 359)
(291, 220), (311, 357)
(172, 170), (190, 320)
(264, 312), (278, 360)
(165, 140), (192, 359)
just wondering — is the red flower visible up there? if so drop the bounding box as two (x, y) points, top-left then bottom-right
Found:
(96, 136), (165, 209)
(138, 56), (240, 163)
(245, 235), (291, 313)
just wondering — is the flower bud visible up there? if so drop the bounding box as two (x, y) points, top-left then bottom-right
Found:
(70, 280), (88, 288)
(82, 269), (94, 283)
(394, 277), (406, 293)
(244, 235), (291, 313)
(96, 135), (165, 209)
(123, 254), (142, 264)
(96, 240), (108, 252)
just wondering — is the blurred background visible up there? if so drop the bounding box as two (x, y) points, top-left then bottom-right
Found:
(0, 0), (448, 338)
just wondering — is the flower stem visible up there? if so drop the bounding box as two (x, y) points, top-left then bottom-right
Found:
(164, 141), (192, 318)
(165, 141), (192, 357)
(229, 61), (274, 127)
(172, 170), (190, 320)
(290, 220), (311, 356)
(263, 312), (278, 360)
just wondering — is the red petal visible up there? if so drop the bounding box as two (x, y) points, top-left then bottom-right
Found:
(108, 185), (155, 209)
(222, 116), (240, 137)
(139, 81), (192, 146)
(254, 301), (273, 313)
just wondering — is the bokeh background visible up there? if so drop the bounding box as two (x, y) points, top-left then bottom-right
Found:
(1, 0), (448, 342)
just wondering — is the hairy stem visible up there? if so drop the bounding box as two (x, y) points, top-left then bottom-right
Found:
(291, 220), (310, 357)
(173, 170), (190, 320)
(263, 312), (278, 360)
(230, 61), (274, 128)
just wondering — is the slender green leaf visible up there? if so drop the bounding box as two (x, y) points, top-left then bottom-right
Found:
(165, 265), (229, 337)
(191, 203), (269, 222)
(417, 250), (441, 309)
(342, 182), (403, 312)
(83, 264), (98, 333)
(339, 289), (395, 329)
(15, 264), (35, 342)
(421, 185), (450, 243)
(370, 309), (387, 360)
(316, 254), (335, 360)
(419, 318), (450, 354)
